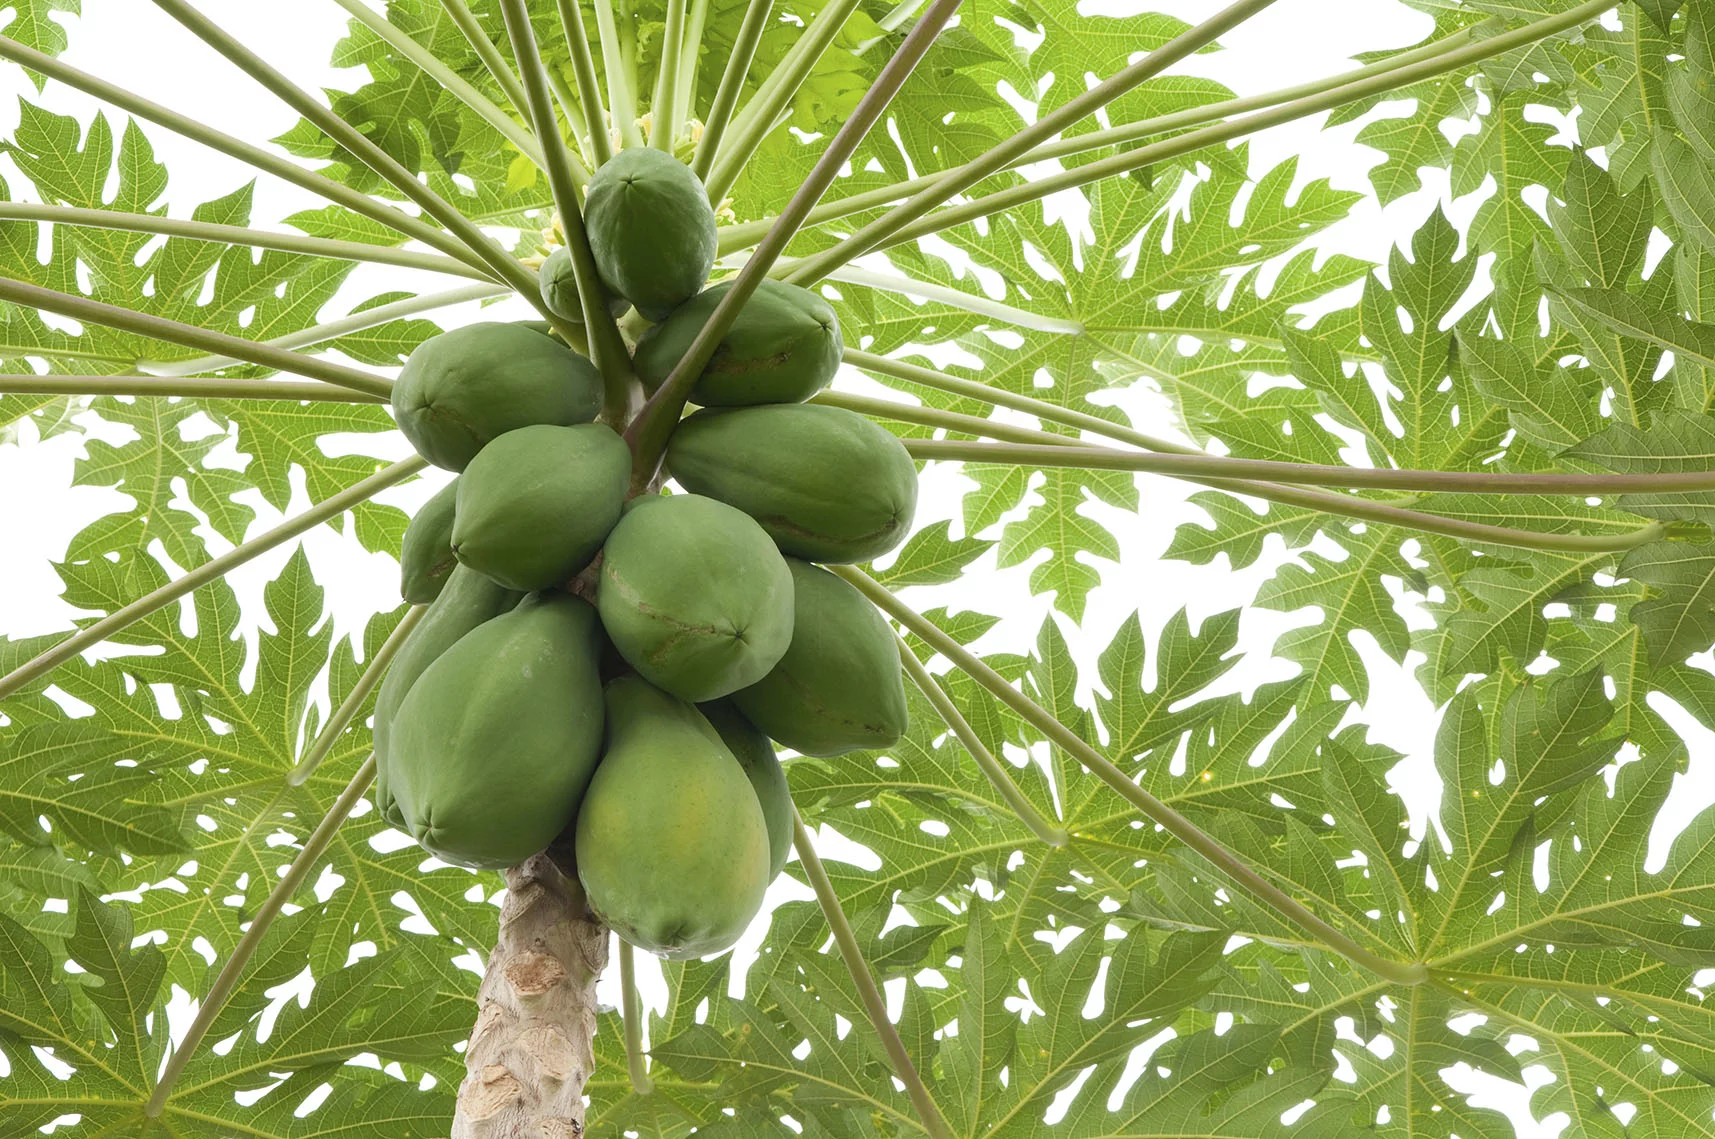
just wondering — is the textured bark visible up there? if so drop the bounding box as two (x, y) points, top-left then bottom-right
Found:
(452, 851), (609, 1139)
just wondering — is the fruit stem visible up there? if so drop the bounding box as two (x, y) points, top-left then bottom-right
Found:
(617, 937), (655, 1094)
(896, 641), (1071, 847)
(0, 457), (428, 703)
(837, 566), (1433, 990)
(905, 438), (1715, 495)
(715, 19), (1491, 257)
(557, 0), (615, 167)
(839, 0), (1618, 262)
(0, 34), (496, 277)
(592, 0), (646, 148)
(438, 0), (535, 122)
(690, 0), (775, 181)
(145, 755), (378, 1117)
(623, 0), (966, 490)
(150, 0), (560, 323)
(289, 606), (427, 788)
(650, 0), (689, 149)
(0, 275), (394, 398)
(330, 0), (567, 181)
(784, 0), (1282, 285)
(500, 0), (638, 418)
(138, 282), (507, 377)
(701, 0), (864, 205)
(0, 376), (389, 402)
(792, 809), (957, 1139)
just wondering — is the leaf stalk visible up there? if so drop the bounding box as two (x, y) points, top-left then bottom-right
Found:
(618, 937), (655, 1094)
(290, 606), (427, 787)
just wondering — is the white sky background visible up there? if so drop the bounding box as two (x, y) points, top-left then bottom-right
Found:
(1, 1), (1712, 1134)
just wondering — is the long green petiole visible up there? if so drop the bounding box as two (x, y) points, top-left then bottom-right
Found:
(896, 641), (1070, 847)
(792, 809), (956, 1139)
(624, 0), (965, 487)
(618, 938), (654, 1094)
(0, 36), (493, 276)
(592, 0), (645, 148)
(0, 376), (386, 402)
(330, 0), (560, 178)
(785, 0), (1282, 285)
(835, 566), (1432, 989)
(702, 0), (862, 204)
(0, 458), (427, 703)
(139, 282), (506, 377)
(438, 0), (534, 117)
(151, 0), (556, 323)
(290, 606), (427, 787)
(675, 0), (710, 126)
(650, 0), (689, 148)
(557, 0), (614, 167)
(145, 756), (378, 1116)
(0, 276), (394, 397)
(690, 0), (774, 181)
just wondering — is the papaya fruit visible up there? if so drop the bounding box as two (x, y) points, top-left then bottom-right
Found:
(584, 149), (717, 321)
(732, 560), (908, 757)
(388, 592), (606, 869)
(391, 322), (603, 471)
(452, 423), (630, 591)
(633, 279), (841, 406)
(700, 699), (792, 878)
(597, 493), (795, 702)
(537, 246), (584, 324)
(399, 477), (459, 604)
(666, 404), (919, 563)
(576, 677), (770, 958)
(373, 565), (524, 826)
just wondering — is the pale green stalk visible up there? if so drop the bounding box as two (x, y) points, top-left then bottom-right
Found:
(820, 264), (1085, 332)
(896, 642), (1069, 847)
(0, 276), (393, 397)
(144, 756), (378, 1116)
(786, 0), (1282, 284)
(438, 0), (533, 115)
(593, 0), (645, 147)
(792, 810), (956, 1139)
(138, 283), (506, 376)
(0, 203), (488, 279)
(650, 0), (689, 148)
(836, 566), (1432, 989)
(0, 376), (388, 402)
(558, 0), (614, 166)
(618, 939), (654, 1094)
(0, 36), (491, 275)
(0, 458), (427, 702)
(289, 606), (428, 787)
(675, 0), (710, 126)
(690, 0), (774, 181)
(545, 65), (597, 168)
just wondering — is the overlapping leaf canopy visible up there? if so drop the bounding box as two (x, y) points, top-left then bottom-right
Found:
(1, 1), (1714, 1136)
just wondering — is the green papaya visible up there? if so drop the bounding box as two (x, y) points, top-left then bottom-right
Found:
(732, 560), (907, 757)
(373, 565), (524, 826)
(597, 493), (795, 702)
(537, 246), (584, 324)
(666, 404), (919, 563)
(576, 677), (770, 958)
(391, 322), (603, 471)
(399, 478), (459, 604)
(700, 699), (792, 878)
(452, 423), (630, 591)
(389, 592), (606, 869)
(584, 149), (717, 321)
(633, 279), (841, 406)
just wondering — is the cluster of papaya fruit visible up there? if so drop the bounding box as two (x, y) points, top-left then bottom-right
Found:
(373, 149), (918, 959)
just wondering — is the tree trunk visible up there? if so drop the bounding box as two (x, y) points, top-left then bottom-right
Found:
(452, 850), (609, 1139)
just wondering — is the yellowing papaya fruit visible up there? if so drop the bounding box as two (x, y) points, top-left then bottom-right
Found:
(633, 279), (841, 406)
(391, 322), (603, 471)
(399, 477), (459, 604)
(597, 493), (795, 701)
(584, 149), (717, 320)
(576, 676), (770, 958)
(373, 565), (524, 827)
(388, 592), (605, 869)
(700, 698), (792, 878)
(537, 246), (584, 324)
(666, 404), (919, 563)
(732, 560), (907, 757)
(451, 423), (631, 591)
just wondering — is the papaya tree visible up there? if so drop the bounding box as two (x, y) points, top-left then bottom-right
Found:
(4, 0), (1715, 1135)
